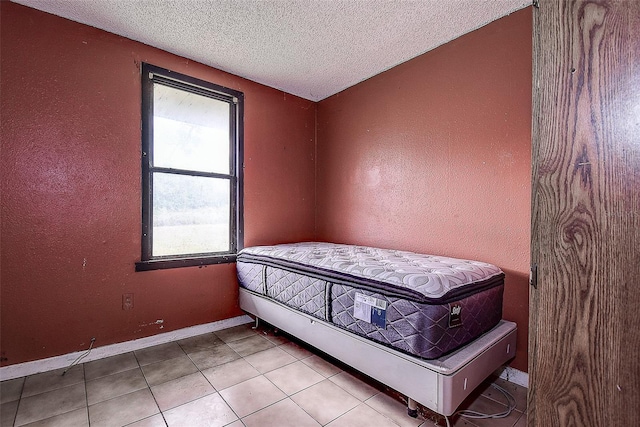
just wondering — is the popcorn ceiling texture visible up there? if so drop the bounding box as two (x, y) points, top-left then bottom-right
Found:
(13, 0), (529, 101)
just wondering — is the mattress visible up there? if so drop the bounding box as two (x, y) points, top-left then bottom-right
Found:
(236, 242), (504, 359)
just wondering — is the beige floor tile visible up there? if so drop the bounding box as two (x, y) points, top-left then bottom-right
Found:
(420, 414), (478, 427)
(151, 372), (215, 411)
(328, 371), (379, 401)
(366, 393), (423, 427)
(201, 359), (260, 391)
(300, 355), (342, 378)
(260, 330), (291, 346)
(135, 342), (186, 366)
(462, 412), (521, 427)
(1, 377), (25, 403)
(88, 388), (158, 427)
(214, 324), (257, 343)
(226, 335), (275, 357)
(243, 347), (297, 374)
(86, 367), (147, 405)
(15, 382), (86, 426)
(264, 361), (325, 395)
(456, 395), (520, 427)
(420, 400), (479, 427)
(126, 414), (167, 427)
(513, 412), (527, 427)
(20, 407), (88, 427)
(177, 333), (224, 354)
(291, 379), (361, 425)
(481, 378), (527, 413)
(84, 352), (139, 381)
(163, 393), (237, 427)
(127, 414), (167, 427)
(326, 403), (399, 427)
(21, 365), (84, 398)
(188, 344), (241, 370)
(1, 400), (19, 427)
(141, 355), (198, 387)
(278, 342), (314, 359)
(224, 421), (245, 427)
(219, 376), (286, 418)
(242, 398), (320, 427)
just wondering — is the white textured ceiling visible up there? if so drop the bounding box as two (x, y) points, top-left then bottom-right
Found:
(13, 0), (530, 101)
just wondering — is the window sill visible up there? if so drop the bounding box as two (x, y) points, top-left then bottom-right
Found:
(135, 254), (237, 271)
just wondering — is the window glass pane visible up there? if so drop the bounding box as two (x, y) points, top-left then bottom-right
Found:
(153, 84), (230, 174)
(152, 173), (230, 256)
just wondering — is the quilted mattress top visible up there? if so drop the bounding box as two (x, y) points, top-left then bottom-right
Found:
(237, 242), (504, 303)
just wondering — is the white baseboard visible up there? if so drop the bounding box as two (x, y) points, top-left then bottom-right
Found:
(0, 315), (252, 381)
(494, 365), (529, 388)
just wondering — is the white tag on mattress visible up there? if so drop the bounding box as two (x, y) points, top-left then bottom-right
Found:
(354, 293), (387, 328)
(353, 298), (371, 323)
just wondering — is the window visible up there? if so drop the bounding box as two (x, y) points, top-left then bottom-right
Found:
(136, 63), (243, 271)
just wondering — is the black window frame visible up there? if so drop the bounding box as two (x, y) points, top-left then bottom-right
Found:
(136, 63), (244, 271)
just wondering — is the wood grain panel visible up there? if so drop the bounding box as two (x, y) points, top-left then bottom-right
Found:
(529, 0), (640, 425)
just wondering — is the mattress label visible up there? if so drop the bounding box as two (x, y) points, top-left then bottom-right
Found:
(449, 303), (463, 328)
(354, 293), (387, 328)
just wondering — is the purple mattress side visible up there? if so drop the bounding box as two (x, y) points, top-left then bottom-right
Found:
(237, 262), (265, 294)
(330, 283), (504, 359)
(264, 267), (329, 321)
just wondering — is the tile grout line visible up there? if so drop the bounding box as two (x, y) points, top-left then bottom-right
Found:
(264, 355), (386, 427)
(82, 363), (89, 427)
(133, 347), (165, 427)
(243, 368), (293, 419)
(213, 333), (318, 424)
(10, 377), (25, 427)
(14, 378), (86, 427)
(192, 343), (244, 426)
(190, 330), (254, 425)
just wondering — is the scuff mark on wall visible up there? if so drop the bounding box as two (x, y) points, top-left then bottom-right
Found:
(139, 319), (164, 329)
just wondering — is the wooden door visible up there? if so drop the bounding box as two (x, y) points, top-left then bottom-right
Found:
(529, 0), (640, 425)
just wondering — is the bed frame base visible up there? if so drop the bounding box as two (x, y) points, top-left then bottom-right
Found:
(239, 288), (516, 417)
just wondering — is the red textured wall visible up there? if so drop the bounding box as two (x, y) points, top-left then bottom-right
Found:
(2, 2), (532, 372)
(316, 8), (532, 371)
(0, 2), (316, 366)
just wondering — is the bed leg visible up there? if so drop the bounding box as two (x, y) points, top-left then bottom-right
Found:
(407, 398), (418, 418)
(252, 317), (259, 330)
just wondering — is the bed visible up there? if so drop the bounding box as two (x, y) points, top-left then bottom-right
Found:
(236, 242), (516, 417)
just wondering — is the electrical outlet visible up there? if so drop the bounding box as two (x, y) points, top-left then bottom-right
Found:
(122, 293), (134, 310)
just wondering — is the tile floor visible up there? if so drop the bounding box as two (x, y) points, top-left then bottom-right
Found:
(0, 323), (528, 427)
